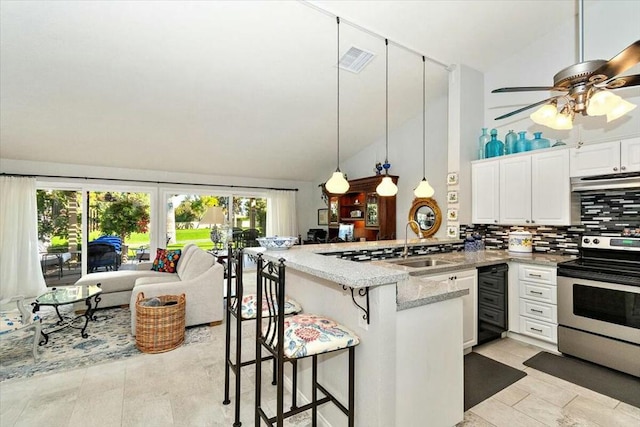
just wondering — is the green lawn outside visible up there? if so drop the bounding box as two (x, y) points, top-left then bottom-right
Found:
(50, 228), (215, 253)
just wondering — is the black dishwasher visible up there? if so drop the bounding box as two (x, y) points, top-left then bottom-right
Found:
(476, 264), (508, 345)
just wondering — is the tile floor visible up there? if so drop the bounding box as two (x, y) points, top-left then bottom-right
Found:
(1, 322), (638, 426)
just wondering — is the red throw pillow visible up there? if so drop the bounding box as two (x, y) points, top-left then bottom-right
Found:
(151, 248), (182, 273)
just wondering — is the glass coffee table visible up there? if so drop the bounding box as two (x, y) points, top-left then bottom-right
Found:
(32, 284), (102, 344)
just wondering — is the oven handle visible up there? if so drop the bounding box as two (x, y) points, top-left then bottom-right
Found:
(557, 268), (640, 287)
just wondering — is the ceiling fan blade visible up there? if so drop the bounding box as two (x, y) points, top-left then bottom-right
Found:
(492, 86), (566, 93)
(606, 74), (640, 89)
(494, 96), (561, 121)
(590, 40), (640, 80)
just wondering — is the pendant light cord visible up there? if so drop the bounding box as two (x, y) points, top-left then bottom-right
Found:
(422, 56), (426, 180)
(385, 38), (389, 167)
(336, 17), (341, 171)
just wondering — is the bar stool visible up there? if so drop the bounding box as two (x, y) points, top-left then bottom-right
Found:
(255, 254), (360, 426)
(222, 245), (302, 427)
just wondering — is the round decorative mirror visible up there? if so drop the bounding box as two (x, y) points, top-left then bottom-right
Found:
(408, 198), (442, 238)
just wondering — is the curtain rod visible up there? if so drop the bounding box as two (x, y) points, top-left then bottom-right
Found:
(0, 173), (298, 192)
(298, 0), (453, 71)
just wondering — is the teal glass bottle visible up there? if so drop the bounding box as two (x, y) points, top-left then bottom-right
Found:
(515, 131), (529, 153)
(478, 128), (489, 160)
(485, 129), (504, 158)
(504, 130), (517, 155)
(531, 132), (550, 150)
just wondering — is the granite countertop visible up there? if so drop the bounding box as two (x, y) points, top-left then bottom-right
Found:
(244, 246), (409, 288)
(245, 242), (575, 310)
(396, 276), (469, 311)
(376, 249), (575, 277)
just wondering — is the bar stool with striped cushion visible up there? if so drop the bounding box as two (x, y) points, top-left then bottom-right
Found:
(222, 246), (302, 427)
(255, 254), (360, 426)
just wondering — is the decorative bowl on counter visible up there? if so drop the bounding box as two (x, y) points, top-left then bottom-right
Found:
(256, 236), (298, 250)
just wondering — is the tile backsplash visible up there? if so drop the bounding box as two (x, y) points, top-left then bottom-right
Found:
(464, 189), (640, 255)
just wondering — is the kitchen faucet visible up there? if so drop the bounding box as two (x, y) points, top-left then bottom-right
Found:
(402, 220), (421, 258)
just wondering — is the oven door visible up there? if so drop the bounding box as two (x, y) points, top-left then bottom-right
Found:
(558, 276), (640, 345)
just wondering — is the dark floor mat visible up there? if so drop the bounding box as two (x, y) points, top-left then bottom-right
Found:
(464, 352), (527, 411)
(524, 351), (640, 408)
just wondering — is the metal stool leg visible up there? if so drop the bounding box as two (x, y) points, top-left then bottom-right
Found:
(312, 355), (318, 427)
(233, 309), (242, 426)
(223, 302), (232, 405)
(349, 347), (355, 427)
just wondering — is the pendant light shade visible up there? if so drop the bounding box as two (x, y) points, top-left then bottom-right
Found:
(377, 176), (398, 196)
(414, 56), (435, 199)
(377, 38), (398, 197)
(324, 17), (349, 195)
(326, 170), (350, 194)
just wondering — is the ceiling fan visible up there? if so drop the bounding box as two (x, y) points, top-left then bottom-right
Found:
(492, 0), (640, 130)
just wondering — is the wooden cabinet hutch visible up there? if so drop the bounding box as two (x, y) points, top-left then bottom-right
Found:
(323, 175), (398, 241)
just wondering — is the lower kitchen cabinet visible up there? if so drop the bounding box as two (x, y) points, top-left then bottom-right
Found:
(422, 269), (477, 349)
(509, 262), (558, 344)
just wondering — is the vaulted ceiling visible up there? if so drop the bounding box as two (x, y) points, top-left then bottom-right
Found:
(0, 1), (583, 181)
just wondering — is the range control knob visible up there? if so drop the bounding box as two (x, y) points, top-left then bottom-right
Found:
(593, 238), (600, 245)
(583, 238), (590, 244)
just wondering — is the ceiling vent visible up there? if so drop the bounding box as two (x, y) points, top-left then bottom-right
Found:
(339, 47), (375, 73)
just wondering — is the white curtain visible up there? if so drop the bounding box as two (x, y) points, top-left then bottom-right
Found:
(266, 190), (298, 237)
(0, 176), (47, 299)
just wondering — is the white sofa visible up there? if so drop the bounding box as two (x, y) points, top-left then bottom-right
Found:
(74, 244), (223, 334)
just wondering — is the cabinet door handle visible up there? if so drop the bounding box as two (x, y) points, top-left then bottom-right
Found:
(530, 290), (543, 295)
(621, 166), (626, 171)
(530, 327), (543, 333)
(529, 273), (542, 278)
(531, 220), (535, 224)
(530, 308), (544, 314)
(613, 167), (618, 171)
(494, 220), (498, 223)
(483, 297), (494, 302)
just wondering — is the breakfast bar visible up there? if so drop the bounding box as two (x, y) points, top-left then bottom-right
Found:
(246, 239), (470, 427)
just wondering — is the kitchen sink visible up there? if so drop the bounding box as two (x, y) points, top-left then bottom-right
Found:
(392, 258), (454, 268)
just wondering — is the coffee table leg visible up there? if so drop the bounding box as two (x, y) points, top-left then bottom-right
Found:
(80, 294), (101, 338)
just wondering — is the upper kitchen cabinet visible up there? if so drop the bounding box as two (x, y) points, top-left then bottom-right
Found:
(570, 137), (640, 177)
(473, 149), (579, 226)
(471, 161), (500, 224)
(500, 156), (531, 224)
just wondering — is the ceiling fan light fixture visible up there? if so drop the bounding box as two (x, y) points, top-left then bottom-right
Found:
(606, 98), (637, 122)
(586, 90), (622, 116)
(530, 102), (558, 126)
(550, 105), (574, 130)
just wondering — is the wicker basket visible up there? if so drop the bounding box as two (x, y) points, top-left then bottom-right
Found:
(135, 293), (186, 354)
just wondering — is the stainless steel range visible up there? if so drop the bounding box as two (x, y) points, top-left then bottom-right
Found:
(557, 235), (640, 377)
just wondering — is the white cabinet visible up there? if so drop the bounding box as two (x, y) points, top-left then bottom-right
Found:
(515, 263), (558, 344)
(422, 269), (477, 349)
(474, 148), (577, 226)
(500, 156), (531, 224)
(570, 137), (640, 177)
(471, 161), (500, 224)
(531, 149), (575, 225)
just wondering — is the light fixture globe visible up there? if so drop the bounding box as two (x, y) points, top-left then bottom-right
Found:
(606, 98), (637, 122)
(550, 108), (574, 130)
(326, 170), (350, 194)
(587, 90), (622, 116)
(414, 179), (435, 198)
(376, 176), (398, 197)
(530, 103), (558, 126)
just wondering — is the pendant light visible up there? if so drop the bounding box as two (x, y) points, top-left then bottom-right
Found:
(376, 38), (398, 197)
(325, 17), (350, 195)
(414, 56), (435, 198)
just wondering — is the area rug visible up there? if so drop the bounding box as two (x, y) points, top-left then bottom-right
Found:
(524, 351), (640, 408)
(464, 352), (527, 410)
(0, 306), (216, 383)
